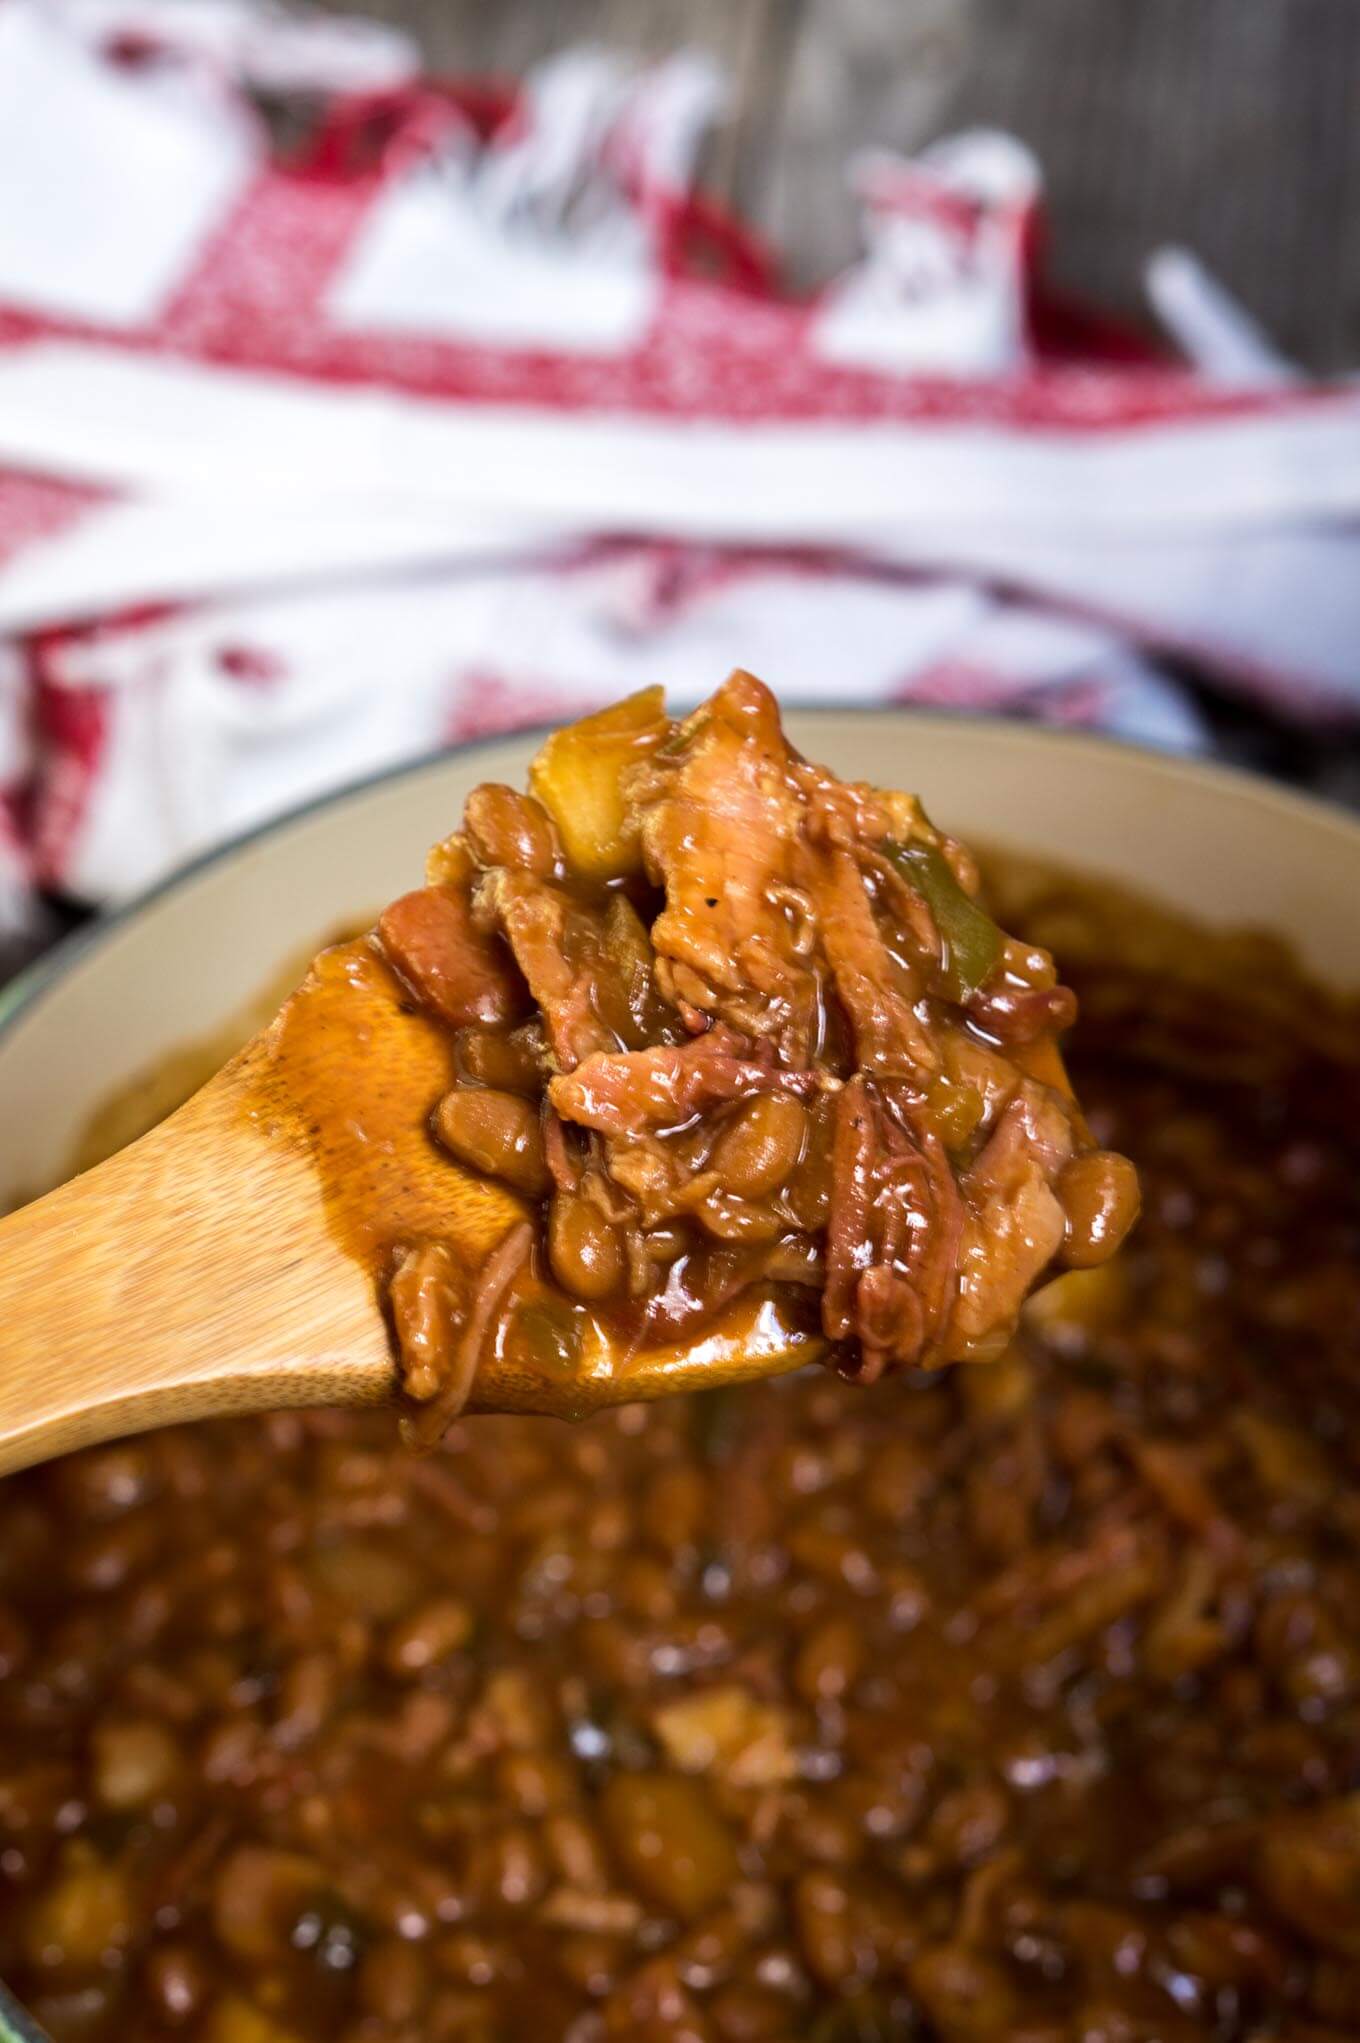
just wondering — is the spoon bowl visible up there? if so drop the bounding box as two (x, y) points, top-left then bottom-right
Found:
(0, 929), (819, 1476)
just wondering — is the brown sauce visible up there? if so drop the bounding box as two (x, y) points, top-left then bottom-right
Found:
(2, 866), (1359, 2042)
(253, 932), (823, 1424)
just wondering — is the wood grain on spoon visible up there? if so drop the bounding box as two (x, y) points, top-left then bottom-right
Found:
(0, 936), (822, 1478)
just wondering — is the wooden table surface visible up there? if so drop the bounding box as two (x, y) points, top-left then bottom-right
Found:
(325, 0), (1360, 372)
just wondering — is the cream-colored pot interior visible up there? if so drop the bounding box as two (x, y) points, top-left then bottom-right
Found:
(2, 711), (1357, 1210)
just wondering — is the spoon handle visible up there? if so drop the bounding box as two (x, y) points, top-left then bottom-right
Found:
(0, 1053), (395, 1477)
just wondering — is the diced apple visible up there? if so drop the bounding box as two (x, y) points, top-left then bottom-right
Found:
(529, 686), (669, 881)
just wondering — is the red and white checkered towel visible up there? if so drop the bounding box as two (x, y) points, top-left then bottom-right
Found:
(2, 0), (1358, 928)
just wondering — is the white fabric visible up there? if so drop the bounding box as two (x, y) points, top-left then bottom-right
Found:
(59, 0), (420, 91)
(0, 0), (259, 326)
(329, 168), (661, 353)
(32, 548), (1204, 905)
(3, 344), (1358, 537)
(1147, 247), (1301, 387)
(330, 51), (722, 351)
(812, 135), (1037, 376)
(0, 1), (1353, 935)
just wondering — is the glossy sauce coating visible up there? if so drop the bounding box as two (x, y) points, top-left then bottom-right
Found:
(371, 677), (1138, 1431)
(254, 935), (823, 1426)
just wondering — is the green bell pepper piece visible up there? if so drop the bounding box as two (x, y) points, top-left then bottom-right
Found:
(884, 838), (1003, 1002)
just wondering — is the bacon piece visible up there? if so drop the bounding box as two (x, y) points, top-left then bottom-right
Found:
(473, 869), (616, 1069)
(627, 671), (819, 1059)
(396, 1224), (534, 1448)
(823, 1076), (962, 1378)
(808, 846), (940, 1081)
(951, 1081), (1075, 1350)
(550, 1027), (819, 1141)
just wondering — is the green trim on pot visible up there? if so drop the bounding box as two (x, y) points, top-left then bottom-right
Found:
(0, 1980), (49, 2042)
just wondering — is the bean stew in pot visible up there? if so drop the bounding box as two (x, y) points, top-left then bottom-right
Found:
(3, 847), (1359, 2042)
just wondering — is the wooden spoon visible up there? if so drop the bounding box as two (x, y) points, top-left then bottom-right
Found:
(0, 937), (821, 1478)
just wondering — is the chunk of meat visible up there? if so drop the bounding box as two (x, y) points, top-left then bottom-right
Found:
(807, 844), (939, 1080)
(387, 1241), (469, 1404)
(473, 869), (617, 1069)
(824, 1075), (963, 1378)
(549, 1027), (819, 1141)
(951, 1082), (1075, 1352)
(377, 886), (525, 1029)
(394, 1224), (534, 1446)
(627, 671), (819, 1058)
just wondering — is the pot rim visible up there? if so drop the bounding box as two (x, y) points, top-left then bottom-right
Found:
(4, 706), (1359, 1058)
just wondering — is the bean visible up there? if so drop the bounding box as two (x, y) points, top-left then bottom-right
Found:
(542, 1890), (643, 1937)
(910, 1943), (1018, 2039)
(620, 1556), (680, 1623)
(644, 1465), (707, 1555)
(54, 1444), (154, 1519)
(455, 1023), (544, 1094)
(556, 1932), (627, 1996)
(791, 1870), (872, 1991)
(464, 784), (560, 876)
(435, 1088), (550, 1197)
(24, 1847), (133, 1971)
(602, 1954), (711, 2038)
(546, 1814), (612, 1893)
(786, 1512), (879, 1594)
(200, 1998), (304, 2043)
(385, 1688), (455, 1763)
(710, 1984), (791, 2039)
(1165, 1913), (1284, 1993)
(793, 1616), (863, 1706)
(697, 1192), (784, 1244)
(480, 1824), (547, 1909)
(600, 1773), (740, 1921)
(925, 1781), (1010, 1866)
(144, 1943), (207, 2025)
(383, 1596), (475, 1678)
(672, 1895), (772, 1991)
(549, 1194), (627, 1301)
(436, 1928), (516, 1987)
(497, 1751), (575, 1817)
(272, 1651), (338, 1749)
(479, 1667), (555, 1749)
(26, 1986), (118, 2041)
(1057, 1150), (1141, 1268)
(309, 1537), (420, 1620)
(788, 1799), (863, 1870)
(90, 1719), (181, 1809)
(200, 1713), (263, 1786)
(0, 1604), (28, 1679)
(710, 1095), (807, 1200)
(66, 1514), (156, 1593)
(211, 1846), (323, 1961)
(359, 1938), (430, 2023)
(509, 1481), (583, 1539)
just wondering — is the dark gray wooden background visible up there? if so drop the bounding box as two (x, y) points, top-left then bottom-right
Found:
(322, 0), (1360, 371)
